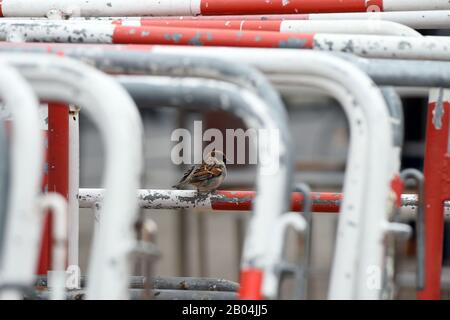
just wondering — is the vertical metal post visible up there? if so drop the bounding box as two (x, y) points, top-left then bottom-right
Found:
(38, 103), (69, 274)
(68, 105), (79, 268)
(0, 119), (8, 259)
(418, 88), (450, 299)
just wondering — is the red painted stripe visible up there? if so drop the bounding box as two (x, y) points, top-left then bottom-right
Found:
(200, 0), (373, 15)
(417, 101), (450, 300)
(37, 103), (69, 275)
(112, 25), (314, 48)
(140, 14), (310, 21)
(212, 191), (342, 212)
(366, 0), (384, 12)
(390, 175), (404, 208)
(138, 20), (283, 32)
(238, 268), (263, 300)
(0, 1), (3, 18)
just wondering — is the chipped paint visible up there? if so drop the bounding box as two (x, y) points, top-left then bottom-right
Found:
(77, 188), (437, 213)
(433, 88), (445, 130)
(187, 31), (204, 45)
(398, 41), (412, 50)
(278, 37), (307, 48)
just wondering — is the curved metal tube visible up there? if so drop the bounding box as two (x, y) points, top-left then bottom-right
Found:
(81, 46), (393, 299)
(253, 70), (395, 299)
(0, 53), (143, 300)
(116, 49), (395, 299)
(0, 45), (294, 299)
(399, 169), (425, 291)
(37, 193), (68, 300)
(0, 119), (8, 259)
(0, 44), (395, 299)
(0, 18), (422, 37)
(117, 47), (396, 298)
(0, 60), (43, 300)
(292, 183), (312, 300)
(157, 48), (393, 299)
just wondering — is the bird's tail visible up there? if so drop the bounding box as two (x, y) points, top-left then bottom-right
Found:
(172, 183), (184, 189)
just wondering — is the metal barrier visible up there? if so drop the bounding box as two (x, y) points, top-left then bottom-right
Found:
(0, 2), (448, 301)
(113, 64), (395, 299)
(7, 21), (450, 61)
(0, 119), (8, 265)
(3, 18), (421, 37)
(0, 44), (296, 300)
(323, 54), (450, 299)
(128, 10), (450, 30)
(0, 59), (43, 300)
(6, 42), (444, 299)
(0, 43), (401, 299)
(37, 193), (68, 300)
(0, 53), (143, 300)
(88, 75), (295, 300)
(77, 188), (442, 213)
(0, 0), (448, 17)
(147, 47), (398, 299)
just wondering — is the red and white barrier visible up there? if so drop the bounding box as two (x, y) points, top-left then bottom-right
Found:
(78, 188), (446, 216)
(94, 10), (450, 30)
(3, 21), (450, 60)
(107, 19), (420, 36)
(0, 0), (450, 17)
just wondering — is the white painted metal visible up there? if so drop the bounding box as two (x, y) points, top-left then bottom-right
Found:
(153, 47), (394, 299)
(383, 0), (450, 11)
(68, 105), (79, 268)
(265, 212), (307, 298)
(0, 60), (43, 300)
(77, 188), (443, 214)
(17, 10), (449, 30)
(38, 193), (68, 301)
(279, 20), (421, 37)
(0, 18), (421, 37)
(0, 20), (115, 43)
(0, 0), (201, 17)
(5, 21), (450, 61)
(309, 10), (450, 29)
(274, 73), (396, 299)
(1, 53), (143, 300)
(119, 75), (292, 299)
(312, 34), (450, 61)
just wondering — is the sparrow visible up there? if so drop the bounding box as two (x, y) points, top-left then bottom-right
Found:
(172, 150), (227, 193)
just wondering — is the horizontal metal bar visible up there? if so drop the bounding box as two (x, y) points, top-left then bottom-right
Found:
(19, 18), (420, 37)
(1, 0), (449, 17)
(29, 289), (237, 300)
(35, 276), (239, 292)
(126, 10), (450, 29)
(78, 189), (449, 214)
(0, 21), (448, 60)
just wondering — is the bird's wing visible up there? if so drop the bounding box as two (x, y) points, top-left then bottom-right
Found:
(174, 164), (198, 186)
(189, 163), (224, 183)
